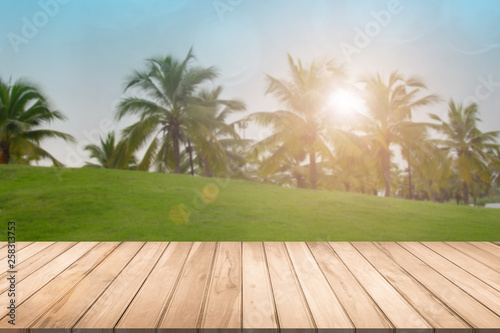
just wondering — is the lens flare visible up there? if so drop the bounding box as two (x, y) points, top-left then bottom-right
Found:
(328, 89), (366, 117)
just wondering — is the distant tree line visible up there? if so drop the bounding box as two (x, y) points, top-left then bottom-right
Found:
(2, 49), (499, 205)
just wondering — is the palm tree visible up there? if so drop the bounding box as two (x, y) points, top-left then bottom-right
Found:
(116, 48), (244, 174)
(430, 100), (500, 205)
(0, 77), (74, 166)
(487, 146), (500, 195)
(359, 71), (439, 197)
(245, 54), (345, 189)
(187, 86), (246, 177)
(403, 141), (456, 202)
(84, 131), (136, 169)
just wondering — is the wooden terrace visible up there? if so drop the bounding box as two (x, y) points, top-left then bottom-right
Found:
(0, 242), (499, 332)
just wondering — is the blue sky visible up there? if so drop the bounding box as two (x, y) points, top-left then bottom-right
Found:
(2, 0), (500, 166)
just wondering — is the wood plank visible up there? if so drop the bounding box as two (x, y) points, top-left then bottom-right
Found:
(158, 242), (217, 330)
(17, 242), (33, 250)
(376, 242), (500, 329)
(0, 242), (53, 276)
(2, 242), (33, 253)
(0, 242), (120, 329)
(12, 242), (33, 251)
(447, 242), (500, 272)
(73, 242), (168, 331)
(329, 242), (431, 331)
(29, 242), (144, 332)
(0, 241), (27, 251)
(423, 242), (500, 290)
(353, 242), (469, 330)
(400, 242), (500, 315)
(0, 242), (34, 273)
(307, 242), (392, 332)
(264, 242), (315, 333)
(201, 242), (242, 332)
(0, 242), (95, 319)
(470, 242), (500, 259)
(242, 242), (278, 333)
(0, 242), (496, 332)
(117, 242), (192, 330)
(0, 242), (33, 255)
(0, 242), (76, 293)
(285, 242), (352, 331)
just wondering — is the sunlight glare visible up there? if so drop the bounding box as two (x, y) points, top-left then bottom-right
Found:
(328, 89), (366, 118)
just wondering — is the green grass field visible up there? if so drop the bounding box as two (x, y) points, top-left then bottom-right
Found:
(1, 165), (499, 241)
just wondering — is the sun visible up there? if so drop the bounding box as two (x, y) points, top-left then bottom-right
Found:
(328, 89), (366, 117)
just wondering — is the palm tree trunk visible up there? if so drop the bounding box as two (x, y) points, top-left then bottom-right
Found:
(202, 157), (212, 177)
(407, 150), (413, 199)
(172, 128), (181, 174)
(463, 182), (470, 206)
(0, 139), (10, 164)
(187, 139), (194, 176)
(309, 151), (317, 190)
(382, 150), (391, 197)
(292, 171), (306, 188)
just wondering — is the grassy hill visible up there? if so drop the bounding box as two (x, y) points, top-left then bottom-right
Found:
(1, 165), (499, 241)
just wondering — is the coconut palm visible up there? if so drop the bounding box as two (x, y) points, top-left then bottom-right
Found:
(245, 54), (346, 189)
(84, 131), (136, 169)
(116, 49), (244, 174)
(186, 86), (246, 177)
(487, 146), (500, 194)
(429, 100), (500, 205)
(403, 141), (456, 202)
(0, 77), (74, 166)
(359, 71), (439, 196)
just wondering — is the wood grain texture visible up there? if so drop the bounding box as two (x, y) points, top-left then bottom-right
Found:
(376, 242), (500, 328)
(0, 242), (52, 275)
(242, 242), (277, 332)
(400, 242), (500, 315)
(285, 242), (352, 331)
(201, 242), (242, 332)
(0, 242), (497, 333)
(117, 242), (192, 330)
(447, 242), (500, 272)
(0, 242), (119, 329)
(159, 242), (217, 330)
(265, 242), (315, 333)
(0, 241), (60, 290)
(353, 242), (469, 330)
(30, 242), (143, 332)
(423, 242), (500, 291)
(329, 242), (431, 331)
(0, 242), (94, 320)
(307, 242), (392, 332)
(471, 242), (500, 258)
(73, 242), (168, 332)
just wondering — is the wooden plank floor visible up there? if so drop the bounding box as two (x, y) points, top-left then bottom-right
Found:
(0, 242), (499, 332)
